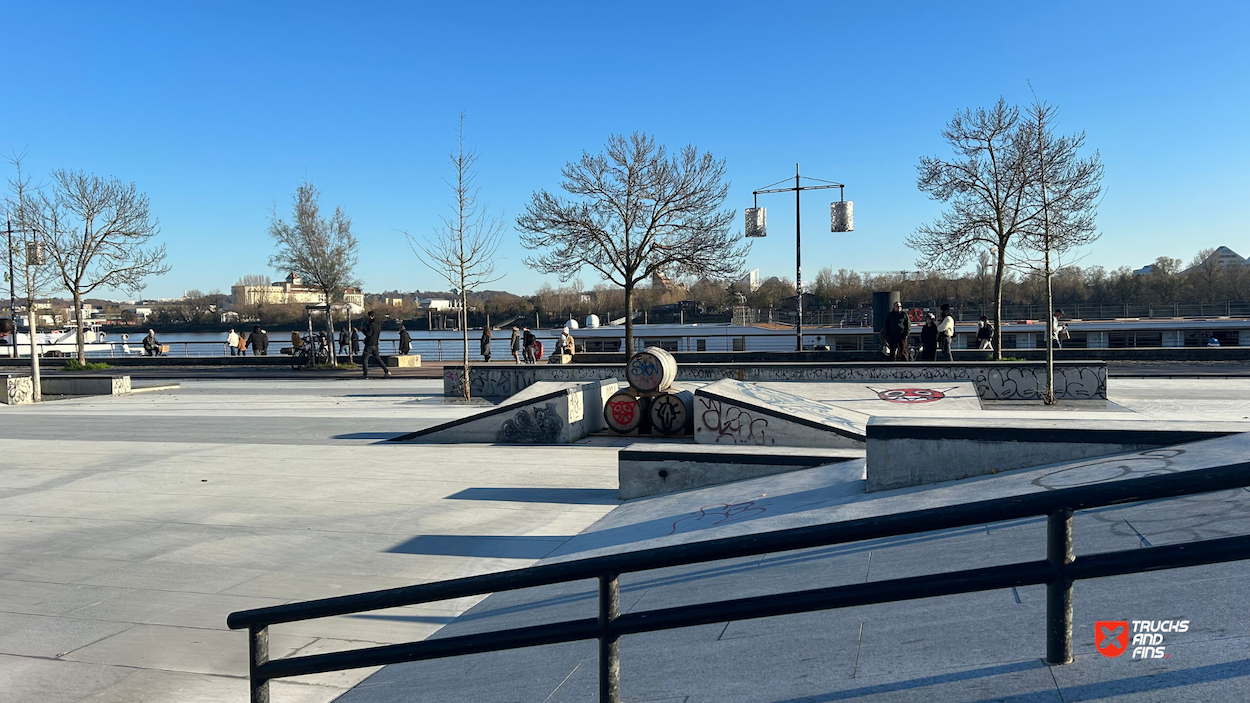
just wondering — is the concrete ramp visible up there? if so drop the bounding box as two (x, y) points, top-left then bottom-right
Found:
(390, 379), (618, 444)
(694, 379), (868, 448)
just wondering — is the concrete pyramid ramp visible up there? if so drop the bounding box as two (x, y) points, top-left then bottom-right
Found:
(390, 379), (618, 444)
(694, 379), (868, 448)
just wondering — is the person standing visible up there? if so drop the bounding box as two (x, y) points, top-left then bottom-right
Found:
(398, 324), (412, 355)
(480, 326), (493, 362)
(976, 315), (995, 351)
(361, 311), (391, 378)
(920, 314), (939, 361)
(522, 326), (537, 364)
(510, 326), (522, 364)
(248, 326), (264, 357)
(237, 329), (248, 356)
(226, 329), (239, 357)
(350, 326), (361, 358)
(937, 304), (955, 361)
(883, 301), (911, 361)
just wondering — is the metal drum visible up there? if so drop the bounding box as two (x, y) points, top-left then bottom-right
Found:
(648, 389), (693, 436)
(625, 346), (677, 393)
(604, 390), (643, 434)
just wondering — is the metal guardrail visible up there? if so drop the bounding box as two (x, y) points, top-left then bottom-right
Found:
(227, 457), (1250, 702)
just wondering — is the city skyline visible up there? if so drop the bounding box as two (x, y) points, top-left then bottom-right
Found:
(2, 1), (1246, 300)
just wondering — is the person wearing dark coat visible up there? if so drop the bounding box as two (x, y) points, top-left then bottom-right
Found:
(480, 327), (492, 362)
(337, 328), (350, 357)
(398, 325), (412, 355)
(248, 325), (269, 356)
(976, 315), (995, 350)
(883, 301), (911, 361)
(522, 326), (537, 364)
(350, 326), (361, 355)
(361, 311), (390, 378)
(919, 314), (939, 362)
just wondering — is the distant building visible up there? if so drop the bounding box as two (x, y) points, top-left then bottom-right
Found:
(419, 298), (453, 310)
(231, 273), (365, 311)
(1182, 246), (1246, 274)
(1132, 264), (1155, 276)
(739, 268), (761, 292)
(651, 271), (688, 293)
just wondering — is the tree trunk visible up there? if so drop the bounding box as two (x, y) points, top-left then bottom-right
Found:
(1045, 246), (1055, 404)
(326, 300), (336, 368)
(623, 281), (635, 358)
(73, 290), (86, 364)
(992, 245), (1006, 361)
(461, 288), (471, 400)
(25, 272), (41, 402)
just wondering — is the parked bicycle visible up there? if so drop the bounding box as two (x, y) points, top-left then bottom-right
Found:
(290, 334), (332, 369)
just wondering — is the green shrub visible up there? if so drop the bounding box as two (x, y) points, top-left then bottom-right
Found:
(62, 360), (113, 371)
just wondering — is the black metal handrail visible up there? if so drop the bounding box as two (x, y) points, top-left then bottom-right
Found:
(228, 456), (1250, 702)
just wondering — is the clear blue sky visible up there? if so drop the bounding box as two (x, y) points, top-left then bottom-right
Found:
(2, 1), (1246, 299)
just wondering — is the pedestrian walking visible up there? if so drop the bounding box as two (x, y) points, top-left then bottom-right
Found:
(237, 329), (248, 356)
(337, 328), (350, 357)
(226, 329), (239, 356)
(361, 311), (391, 378)
(398, 324), (412, 355)
(480, 326), (493, 362)
(883, 301), (911, 361)
(976, 315), (994, 350)
(510, 326), (522, 364)
(920, 314), (939, 362)
(350, 326), (360, 357)
(522, 326), (537, 364)
(1051, 309), (1067, 349)
(248, 326), (266, 356)
(937, 304), (955, 361)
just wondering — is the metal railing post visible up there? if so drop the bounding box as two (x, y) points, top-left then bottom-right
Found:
(249, 624), (271, 702)
(1045, 507), (1074, 665)
(598, 572), (620, 703)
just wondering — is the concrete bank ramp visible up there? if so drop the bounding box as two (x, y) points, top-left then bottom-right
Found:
(757, 379), (982, 414)
(694, 379), (868, 448)
(618, 442), (863, 500)
(390, 379), (618, 444)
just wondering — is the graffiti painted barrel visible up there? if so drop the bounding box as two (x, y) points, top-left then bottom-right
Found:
(626, 347), (677, 393)
(648, 389), (693, 436)
(604, 390), (643, 434)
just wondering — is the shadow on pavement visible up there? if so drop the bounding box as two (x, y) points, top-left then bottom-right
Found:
(446, 487), (620, 505)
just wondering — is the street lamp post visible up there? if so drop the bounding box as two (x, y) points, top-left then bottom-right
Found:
(747, 164), (853, 351)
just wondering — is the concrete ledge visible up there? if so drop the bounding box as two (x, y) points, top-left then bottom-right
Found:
(390, 355), (421, 368)
(864, 416), (1250, 492)
(619, 442), (862, 499)
(41, 375), (131, 396)
(1, 374), (33, 404)
(443, 361), (1107, 401)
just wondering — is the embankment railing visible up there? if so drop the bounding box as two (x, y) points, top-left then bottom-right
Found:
(228, 457), (1250, 702)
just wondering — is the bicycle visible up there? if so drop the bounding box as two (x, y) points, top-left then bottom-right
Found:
(290, 335), (332, 370)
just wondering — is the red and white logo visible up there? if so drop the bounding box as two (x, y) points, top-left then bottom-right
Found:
(1095, 621), (1130, 658)
(867, 386), (956, 403)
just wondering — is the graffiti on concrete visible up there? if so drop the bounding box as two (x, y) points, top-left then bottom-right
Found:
(498, 402), (564, 443)
(1033, 448), (1186, 490)
(2, 376), (33, 405)
(650, 392), (689, 435)
(669, 499), (771, 535)
(733, 383), (863, 432)
(868, 386), (957, 403)
(699, 397), (770, 445)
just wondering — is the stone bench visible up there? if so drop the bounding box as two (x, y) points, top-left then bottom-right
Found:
(864, 416), (1250, 492)
(1, 374), (33, 404)
(41, 375), (132, 396)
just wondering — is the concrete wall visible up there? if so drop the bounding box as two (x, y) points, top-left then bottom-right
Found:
(693, 380), (867, 449)
(864, 417), (1247, 492)
(618, 443), (862, 500)
(394, 379), (613, 444)
(444, 361), (1108, 401)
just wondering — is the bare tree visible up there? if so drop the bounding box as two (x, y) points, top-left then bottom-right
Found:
(405, 113), (503, 398)
(1016, 95), (1103, 403)
(1186, 248), (1223, 302)
(908, 99), (1040, 359)
(268, 180), (359, 365)
(5, 154), (58, 399)
(31, 170), (167, 363)
(517, 132), (748, 357)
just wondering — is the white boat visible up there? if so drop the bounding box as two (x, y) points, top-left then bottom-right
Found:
(0, 322), (116, 356)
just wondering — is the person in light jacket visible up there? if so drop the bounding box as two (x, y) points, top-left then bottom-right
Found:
(226, 329), (239, 356)
(510, 326), (522, 364)
(936, 304), (955, 361)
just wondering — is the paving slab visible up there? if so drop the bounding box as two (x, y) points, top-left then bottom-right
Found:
(758, 379), (983, 414)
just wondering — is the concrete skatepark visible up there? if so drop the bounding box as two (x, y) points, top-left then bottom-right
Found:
(0, 363), (1247, 702)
